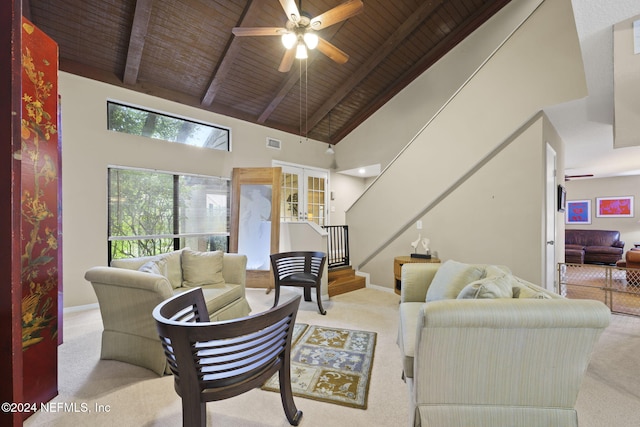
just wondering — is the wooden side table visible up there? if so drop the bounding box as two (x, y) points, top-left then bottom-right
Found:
(394, 255), (440, 295)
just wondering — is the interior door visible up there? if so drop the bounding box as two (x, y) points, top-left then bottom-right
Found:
(545, 144), (557, 291)
(278, 163), (329, 226)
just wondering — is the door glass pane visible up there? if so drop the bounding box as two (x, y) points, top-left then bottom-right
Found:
(307, 176), (326, 226)
(238, 184), (272, 270)
(281, 172), (299, 222)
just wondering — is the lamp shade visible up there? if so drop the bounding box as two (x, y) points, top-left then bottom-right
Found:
(281, 32), (296, 49)
(303, 32), (318, 49)
(295, 43), (308, 59)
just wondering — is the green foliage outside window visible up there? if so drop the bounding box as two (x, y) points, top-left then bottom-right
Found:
(107, 101), (230, 150)
(108, 168), (229, 261)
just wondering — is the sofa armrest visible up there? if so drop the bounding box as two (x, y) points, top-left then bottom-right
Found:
(613, 240), (625, 248)
(84, 266), (175, 343)
(413, 298), (610, 409)
(222, 253), (248, 288)
(401, 263), (441, 303)
(85, 266), (174, 297)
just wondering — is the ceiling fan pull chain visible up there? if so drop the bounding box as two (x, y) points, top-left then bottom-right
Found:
(305, 57), (308, 142)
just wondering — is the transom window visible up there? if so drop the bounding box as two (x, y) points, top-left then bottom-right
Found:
(107, 101), (230, 151)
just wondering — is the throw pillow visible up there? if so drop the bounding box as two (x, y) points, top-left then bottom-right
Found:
(484, 264), (511, 277)
(426, 260), (485, 301)
(182, 249), (225, 287)
(513, 285), (551, 299)
(456, 274), (514, 299)
(138, 259), (168, 277)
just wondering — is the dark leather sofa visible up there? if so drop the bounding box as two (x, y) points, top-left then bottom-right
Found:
(565, 229), (625, 265)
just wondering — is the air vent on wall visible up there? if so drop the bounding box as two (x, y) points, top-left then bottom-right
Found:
(266, 137), (281, 150)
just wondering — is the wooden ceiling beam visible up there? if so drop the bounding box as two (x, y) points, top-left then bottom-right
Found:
(60, 56), (301, 135)
(330, 0), (513, 143)
(201, 0), (266, 107)
(306, 0), (444, 133)
(123, 0), (153, 85)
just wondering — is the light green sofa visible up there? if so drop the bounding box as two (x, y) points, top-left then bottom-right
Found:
(397, 260), (611, 427)
(84, 248), (251, 375)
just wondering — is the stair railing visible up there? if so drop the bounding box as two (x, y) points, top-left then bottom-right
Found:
(322, 225), (350, 269)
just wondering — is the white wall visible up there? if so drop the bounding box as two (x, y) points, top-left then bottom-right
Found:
(565, 175), (640, 252)
(327, 173), (368, 225)
(60, 73), (358, 307)
(345, 0), (586, 288)
(333, 0), (545, 175)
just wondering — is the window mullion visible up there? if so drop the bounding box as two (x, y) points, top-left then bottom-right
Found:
(173, 174), (180, 251)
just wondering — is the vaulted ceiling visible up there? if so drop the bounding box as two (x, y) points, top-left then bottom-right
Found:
(23, 0), (511, 144)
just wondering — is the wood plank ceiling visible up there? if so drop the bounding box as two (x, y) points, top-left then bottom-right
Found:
(23, 0), (512, 144)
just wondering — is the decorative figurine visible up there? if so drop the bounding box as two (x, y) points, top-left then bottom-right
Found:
(411, 233), (421, 253)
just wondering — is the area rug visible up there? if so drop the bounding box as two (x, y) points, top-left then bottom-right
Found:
(262, 324), (377, 409)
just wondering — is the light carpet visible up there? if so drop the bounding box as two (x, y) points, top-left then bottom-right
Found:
(262, 324), (376, 409)
(22, 286), (640, 426)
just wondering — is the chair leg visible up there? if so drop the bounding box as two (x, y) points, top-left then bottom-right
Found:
(315, 283), (326, 315)
(273, 284), (281, 308)
(182, 397), (206, 427)
(303, 286), (312, 302)
(278, 361), (303, 426)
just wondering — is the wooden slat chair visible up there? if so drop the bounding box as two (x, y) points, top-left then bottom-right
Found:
(271, 251), (327, 315)
(153, 287), (303, 427)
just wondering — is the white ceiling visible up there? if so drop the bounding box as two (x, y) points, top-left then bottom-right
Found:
(546, 0), (640, 179)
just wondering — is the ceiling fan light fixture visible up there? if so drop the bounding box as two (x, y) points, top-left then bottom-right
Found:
(303, 32), (318, 49)
(295, 42), (308, 59)
(281, 32), (297, 49)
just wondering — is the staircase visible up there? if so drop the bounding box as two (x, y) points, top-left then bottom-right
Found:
(328, 266), (366, 297)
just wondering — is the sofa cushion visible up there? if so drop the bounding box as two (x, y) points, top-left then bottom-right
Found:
(585, 246), (624, 255)
(513, 285), (552, 299)
(565, 244), (585, 251)
(426, 260), (485, 301)
(182, 249), (225, 287)
(138, 259), (168, 277)
(456, 275), (513, 299)
(199, 283), (245, 318)
(484, 264), (511, 277)
(111, 248), (185, 289)
(565, 229), (620, 247)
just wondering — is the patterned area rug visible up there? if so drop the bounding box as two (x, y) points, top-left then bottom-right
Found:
(262, 324), (377, 409)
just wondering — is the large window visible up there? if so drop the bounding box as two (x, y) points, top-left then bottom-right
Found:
(108, 168), (230, 261)
(107, 101), (230, 151)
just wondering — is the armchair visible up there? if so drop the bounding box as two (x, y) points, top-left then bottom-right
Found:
(153, 288), (303, 427)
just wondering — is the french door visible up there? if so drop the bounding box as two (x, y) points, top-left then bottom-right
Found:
(277, 162), (329, 226)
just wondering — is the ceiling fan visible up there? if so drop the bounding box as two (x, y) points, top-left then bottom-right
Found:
(232, 0), (364, 72)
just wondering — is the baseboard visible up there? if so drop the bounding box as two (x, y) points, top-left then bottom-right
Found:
(63, 302), (99, 314)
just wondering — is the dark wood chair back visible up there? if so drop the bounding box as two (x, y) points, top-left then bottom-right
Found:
(270, 251), (327, 315)
(153, 287), (302, 427)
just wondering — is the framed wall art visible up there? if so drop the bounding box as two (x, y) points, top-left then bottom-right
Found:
(557, 185), (566, 212)
(565, 199), (591, 224)
(596, 196), (634, 217)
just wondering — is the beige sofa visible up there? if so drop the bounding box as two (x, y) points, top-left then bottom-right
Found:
(397, 260), (610, 427)
(84, 248), (251, 375)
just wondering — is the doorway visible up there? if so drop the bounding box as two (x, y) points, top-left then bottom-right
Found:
(545, 143), (557, 291)
(274, 161), (329, 226)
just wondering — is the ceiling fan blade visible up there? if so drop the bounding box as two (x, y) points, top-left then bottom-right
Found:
(317, 37), (349, 64)
(232, 27), (286, 37)
(310, 0), (363, 30)
(279, 0), (301, 23)
(278, 48), (296, 73)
